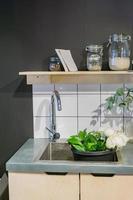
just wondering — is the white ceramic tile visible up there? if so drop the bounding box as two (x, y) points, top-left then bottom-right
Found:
(78, 94), (100, 116)
(55, 84), (77, 94)
(33, 117), (50, 138)
(33, 94), (77, 117)
(78, 84), (100, 94)
(124, 84), (133, 117)
(32, 84), (54, 94)
(101, 84), (124, 94)
(56, 95), (77, 117)
(56, 117), (77, 138)
(101, 117), (123, 131)
(78, 117), (100, 132)
(101, 94), (123, 117)
(124, 106), (133, 117)
(33, 95), (51, 116)
(124, 118), (133, 138)
(125, 83), (133, 88)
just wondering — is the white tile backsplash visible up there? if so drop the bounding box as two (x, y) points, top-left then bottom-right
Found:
(124, 84), (133, 117)
(101, 84), (123, 94)
(33, 95), (51, 116)
(55, 84), (77, 94)
(125, 83), (133, 88)
(124, 118), (133, 138)
(101, 94), (123, 117)
(33, 117), (50, 138)
(78, 94), (100, 116)
(33, 84), (54, 94)
(124, 108), (133, 117)
(56, 117), (77, 138)
(56, 95), (77, 117)
(101, 117), (123, 131)
(78, 84), (100, 94)
(32, 83), (132, 138)
(78, 117), (100, 132)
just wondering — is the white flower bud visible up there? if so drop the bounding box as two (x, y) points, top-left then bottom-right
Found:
(104, 128), (116, 137)
(106, 137), (116, 149)
(112, 135), (125, 148)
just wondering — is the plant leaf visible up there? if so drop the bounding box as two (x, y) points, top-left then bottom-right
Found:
(116, 88), (124, 96)
(78, 130), (87, 141)
(85, 142), (97, 151)
(67, 135), (82, 146)
(72, 144), (85, 152)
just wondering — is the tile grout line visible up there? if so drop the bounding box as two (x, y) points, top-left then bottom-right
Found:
(33, 93), (89, 96)
(100, 83), (102, 127)
(34, 116), (126, 118)
(77, 84), (79, 132)
(123, 83), (125, 132)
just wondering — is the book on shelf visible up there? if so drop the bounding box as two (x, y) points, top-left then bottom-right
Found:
(55, 49), (69, 71)
(55, 49), (78, 72)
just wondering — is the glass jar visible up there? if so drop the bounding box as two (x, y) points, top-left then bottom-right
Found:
(49, 56), (61, 71)
(108, 33), (131, 71)
(86, 45), (103, 71)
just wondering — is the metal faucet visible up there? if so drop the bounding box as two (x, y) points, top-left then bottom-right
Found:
(46, 90), (62, 141)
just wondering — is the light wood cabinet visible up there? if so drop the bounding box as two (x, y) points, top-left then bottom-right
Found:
(80, 174), (133, 200)
(8, 172), (133, 200)
(8, 172), (79, 200)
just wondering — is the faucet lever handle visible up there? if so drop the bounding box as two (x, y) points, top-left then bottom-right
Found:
(46, 127), (53, 134)
(46, 127), (60, 141)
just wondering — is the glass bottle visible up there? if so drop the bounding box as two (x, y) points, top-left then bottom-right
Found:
(109, 33), (131, 70)
(86, 45), (103, 71)
(49, 56), (61, 71)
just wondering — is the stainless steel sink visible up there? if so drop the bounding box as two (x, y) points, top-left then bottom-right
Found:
(40, 142), (74, 161)
(40, 142), (121, 162)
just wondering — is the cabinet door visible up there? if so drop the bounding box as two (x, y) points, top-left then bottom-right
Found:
(9, 172), (79, 200)
(80, 174), (133, 200)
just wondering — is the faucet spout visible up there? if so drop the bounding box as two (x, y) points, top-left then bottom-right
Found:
(47, 90), (62, 141)
(53, 90), (62, 111)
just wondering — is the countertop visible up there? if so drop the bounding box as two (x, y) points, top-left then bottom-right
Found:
(6, 138), (133, 175)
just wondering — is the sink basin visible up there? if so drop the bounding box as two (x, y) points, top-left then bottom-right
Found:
(39, 142), (121, 162)
(40, 142), (74, 161)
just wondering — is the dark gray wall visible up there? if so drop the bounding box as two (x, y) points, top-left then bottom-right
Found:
(0, 0), (133, 176)
(0, 0), (33, 176)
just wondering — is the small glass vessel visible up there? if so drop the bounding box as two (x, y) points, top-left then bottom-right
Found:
(108, 33), (131, 71)
(86, 45), (103, 71)
(49, 56), (61, 71)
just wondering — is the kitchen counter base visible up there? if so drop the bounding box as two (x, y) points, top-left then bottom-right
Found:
(6, 139), (133, 175)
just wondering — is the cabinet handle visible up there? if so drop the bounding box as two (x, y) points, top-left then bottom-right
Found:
(46, 172), (68, 175)
(91, 173), (115, 177)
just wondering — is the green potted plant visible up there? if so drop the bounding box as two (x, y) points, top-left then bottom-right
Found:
(67, 128), (128, 161)
(68, 87), (131, 162)
(105, 87), (133, 111)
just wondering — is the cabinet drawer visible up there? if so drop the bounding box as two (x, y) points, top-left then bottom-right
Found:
(80, 174), (133, 200)
(9, 172), (79, 200)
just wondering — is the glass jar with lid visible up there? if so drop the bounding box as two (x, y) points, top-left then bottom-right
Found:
(108, 33), (131, 70)
(49, 56), (61, 71)
(86, 45), (103, 71)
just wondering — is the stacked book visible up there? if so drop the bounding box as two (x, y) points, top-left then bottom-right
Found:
(55, 49), (78, 71)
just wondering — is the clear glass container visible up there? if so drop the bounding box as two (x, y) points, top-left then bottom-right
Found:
(109, 33), (131, 71)
(49, 56), (61, 71)
(86, 45), (103, 71)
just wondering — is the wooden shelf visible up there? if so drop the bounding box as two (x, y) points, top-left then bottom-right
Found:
(19, 71), (133, 84)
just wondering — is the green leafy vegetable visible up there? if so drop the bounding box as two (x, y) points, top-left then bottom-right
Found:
(67, 130), (107, 152)
(72, 144), (86, 152)
(78, 129), (87, 141)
